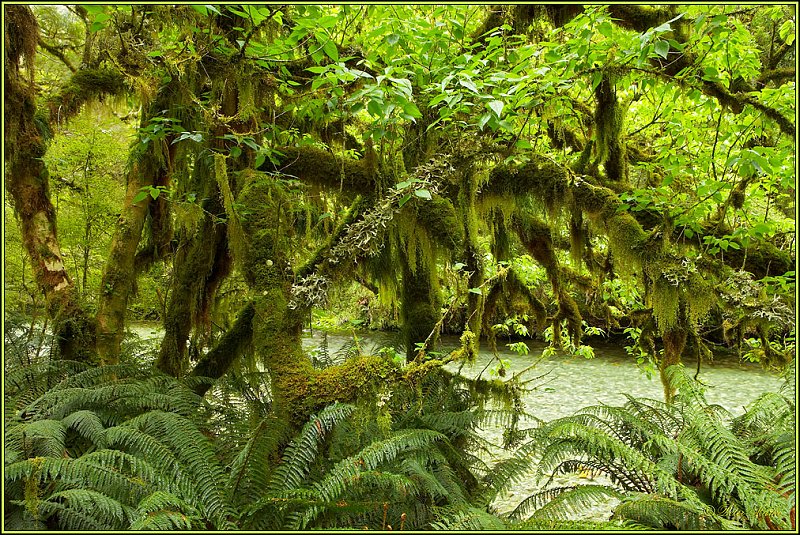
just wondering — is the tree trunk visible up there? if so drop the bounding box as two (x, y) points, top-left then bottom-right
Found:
(4, 5), (96, 362)
(94, 158), (154, 365)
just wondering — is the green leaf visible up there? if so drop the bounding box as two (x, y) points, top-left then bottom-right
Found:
(190, 5), (208, 16)
(386, 33), (400, 46)
(515, 139), (532, 149)
(488, 100), (504, 117)
(398, 194), (412, 207)
(396, 180), (412, 189)
(367, 99), (383, 117)
(598, 21), (613, 38)
(149, 188), (160, 200)
(453, 262), (466, 271)
(459, 78), (479, 93)
(311, 76), (328, 91)
(477, 113), (492, 130)
(322, 40), (339, 61)
(402, 102), (422, 118)
(654, 40), (670, 59)
(591, 70), (603, 91)
(305, 66), (329, 74)
(414, 189), (432, 200)
(132, 190), (149, 204)
(229, 146), (242, 158)
(468, 287), (482, 295)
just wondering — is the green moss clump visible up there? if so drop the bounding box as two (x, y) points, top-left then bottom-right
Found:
(412, 195), (464, 250)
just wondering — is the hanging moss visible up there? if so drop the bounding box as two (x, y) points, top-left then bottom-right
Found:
(569, 207), (586, 269)
(4, 6), (38, 84)
(411, 195), (464, 251)
(650, 276), (680, 333)
(400, 244), (443, 360)
(215, 153), (248, 265)
(484, 157), (571, 216)
(490, 209), (513, 261)
(593, 74), (628, 185)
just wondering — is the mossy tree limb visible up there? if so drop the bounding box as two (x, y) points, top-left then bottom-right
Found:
(190, 302), (256, 397)
(268, 145), (377, 193)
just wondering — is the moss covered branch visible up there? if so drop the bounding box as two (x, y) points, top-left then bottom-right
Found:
(190, 302), (256, 396)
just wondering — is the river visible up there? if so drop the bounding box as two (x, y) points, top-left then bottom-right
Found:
(128, 324), (785, 520)
(298, 331), (785, 520)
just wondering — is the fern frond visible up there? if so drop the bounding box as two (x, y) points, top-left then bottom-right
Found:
(122, 410), (234, 528)
(228, 416), (288, 504)
(5, 419), (66, 458)
(512, 484), (623, 520)
(314, 429), (446, 503)
(612, 492), (736, 530)
(268, 403), (356, 494)
(508, 517), (645, 530)
(44, 488), (132, 529)
(129, 491), (196, 530)
(61, 409), (107, 449)
(429, 505), (507, 530)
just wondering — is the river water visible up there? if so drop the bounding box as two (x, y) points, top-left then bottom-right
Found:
(298, 331), (785, 520)
(127, 325), (785, 520)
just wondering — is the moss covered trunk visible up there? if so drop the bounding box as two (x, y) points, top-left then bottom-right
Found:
(660, 327), (687, 403)
(4, 5), (96, 362)
(95, 159), (154, 365)
(95, 99), (177, 366)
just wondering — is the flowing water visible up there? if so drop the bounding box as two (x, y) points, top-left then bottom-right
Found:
(125, 324), (785, 520)
(299, 331), (785, 520)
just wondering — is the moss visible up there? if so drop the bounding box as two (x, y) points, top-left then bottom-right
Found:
(400, 244), (442, 360)
(593, 74), (628, 185)
(569, 208), (586, 268)
(650, 276), (680, 333)
(412, 195), (463, 251)
(268, 145), (376, 193)
(308, 355), (397, 411)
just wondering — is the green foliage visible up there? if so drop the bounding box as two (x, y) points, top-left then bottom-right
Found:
(4, 359), (235, 530)
(493, 364), (795, 529)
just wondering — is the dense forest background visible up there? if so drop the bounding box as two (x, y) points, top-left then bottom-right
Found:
(3, 4), (796, 530)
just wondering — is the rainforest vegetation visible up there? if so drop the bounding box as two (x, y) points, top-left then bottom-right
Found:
(3, 4), (796, 530)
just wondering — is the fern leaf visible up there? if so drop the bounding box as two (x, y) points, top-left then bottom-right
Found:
(45, 488), (132, 529)
(268, 403), (356, 494)
(61, 409), (107, 449)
